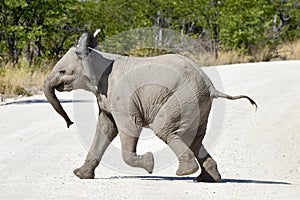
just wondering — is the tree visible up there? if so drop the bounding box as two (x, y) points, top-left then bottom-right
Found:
(219, 0), (300, 58)
(0, 0), (28, 63)
(0, 0), (84, 65)
(272, 0), (300, 41)
(1, 0), (299, 65)
(219, 0), (276, 54)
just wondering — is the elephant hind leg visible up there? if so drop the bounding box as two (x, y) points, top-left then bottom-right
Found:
(150, 103), (199, 176)
(189, 121), (221, 182)
(166, 135), (199, 176)
(196, 148), (221, 182)
(151, 121), (199, 175)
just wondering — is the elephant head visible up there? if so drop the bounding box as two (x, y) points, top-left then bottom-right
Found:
(44, 31), (113, 128)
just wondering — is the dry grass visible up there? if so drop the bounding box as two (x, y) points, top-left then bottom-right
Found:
(277, 39), (300, 60)
(214, 39), (300, 65)
(0, 58), (52, 98)
(215, 50), (252, 65)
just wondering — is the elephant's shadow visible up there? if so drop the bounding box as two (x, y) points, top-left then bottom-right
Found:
(99, 176), (291, 185)
(0, 99), (89, 106)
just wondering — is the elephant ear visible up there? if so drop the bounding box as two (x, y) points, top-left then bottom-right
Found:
(75, 32), (98, 59)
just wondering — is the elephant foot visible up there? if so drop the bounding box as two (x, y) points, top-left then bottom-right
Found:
(195, 157), (221, 182)
(122, 151), (154, 173)
(73, 168), (94, 179)
(142, 152), (154, 174)
(73, 166), (95, 179)
(73, 159), (100, 179)
(176, 158), (199, 176)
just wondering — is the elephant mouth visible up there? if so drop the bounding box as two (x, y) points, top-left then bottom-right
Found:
(56, 82), (74, 92)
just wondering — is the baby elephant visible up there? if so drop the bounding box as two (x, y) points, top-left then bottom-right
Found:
(44, 31), (257, 182)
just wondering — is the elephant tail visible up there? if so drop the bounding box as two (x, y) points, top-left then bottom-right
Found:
(211, 89), (258, 110)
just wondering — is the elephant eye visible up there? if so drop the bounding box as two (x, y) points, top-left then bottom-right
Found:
(59, 69), (66, 74)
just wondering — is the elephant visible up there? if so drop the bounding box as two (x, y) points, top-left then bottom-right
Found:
(44, 31), (257, 182)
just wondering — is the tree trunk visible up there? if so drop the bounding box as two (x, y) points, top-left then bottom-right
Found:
(210, 0), (219, 59)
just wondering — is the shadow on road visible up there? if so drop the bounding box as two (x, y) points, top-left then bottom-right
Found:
(102, 176), (291, 185)
(220, 178), (291, 185)
(106, 176), (195, 181)
(0, 99), (92, 106)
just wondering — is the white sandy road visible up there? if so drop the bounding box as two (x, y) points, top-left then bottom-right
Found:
(0, 61), (300, 199)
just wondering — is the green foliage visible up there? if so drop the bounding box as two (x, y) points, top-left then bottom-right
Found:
(219, 0), (276, 53)
(0, 0), (300, 65)
(0, 0), (84, 64)
(274, 0), (300, 40)
(0, 68), (5, 77)
(218, 0), (299, 59)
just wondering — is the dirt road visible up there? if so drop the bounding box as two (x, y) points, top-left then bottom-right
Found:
(1, 61), (299, 199)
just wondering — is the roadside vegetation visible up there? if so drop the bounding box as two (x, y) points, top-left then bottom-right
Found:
(0, 59), (51, 97)
(0, 0), (299, 97)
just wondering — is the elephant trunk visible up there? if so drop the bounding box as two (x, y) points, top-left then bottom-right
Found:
(44, 79), (74, 128)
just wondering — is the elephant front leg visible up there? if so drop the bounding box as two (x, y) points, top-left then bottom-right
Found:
(73, 112), (118, 179)
(119, 131), (154, 174)
(73, 152), (100, 179)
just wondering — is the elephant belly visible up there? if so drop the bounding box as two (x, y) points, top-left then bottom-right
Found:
(129, 84), (173, 127)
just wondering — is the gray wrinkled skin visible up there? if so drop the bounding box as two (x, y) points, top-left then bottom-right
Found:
(44, 32), (256, 182)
